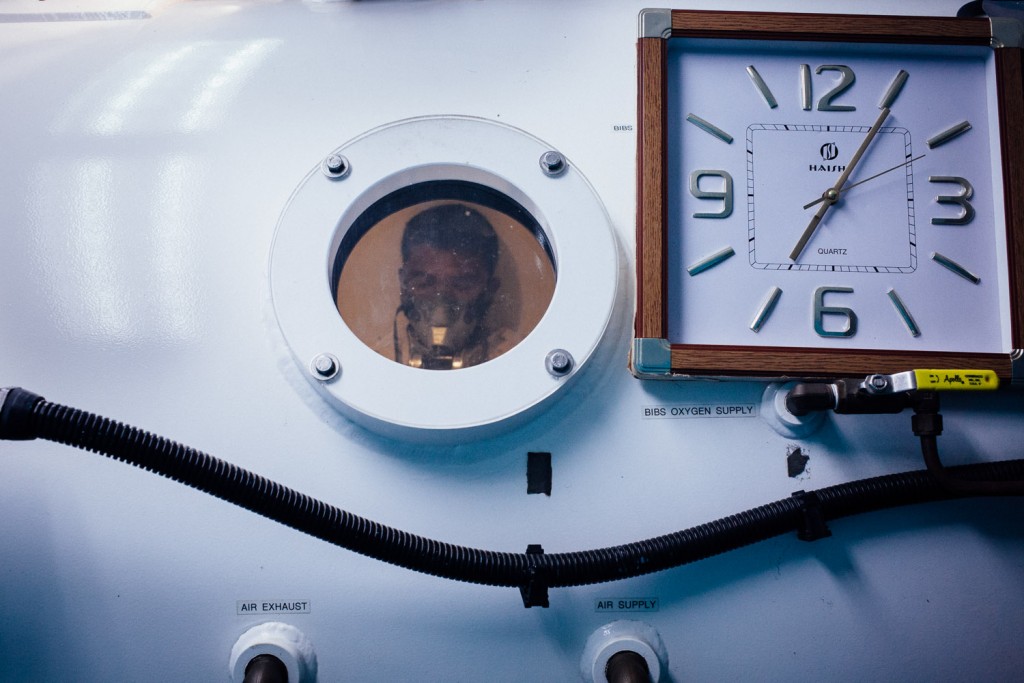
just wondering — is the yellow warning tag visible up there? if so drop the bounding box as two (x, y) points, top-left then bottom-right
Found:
(913, 369), (999, 391)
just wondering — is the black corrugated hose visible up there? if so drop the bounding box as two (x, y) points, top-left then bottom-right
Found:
(1, 387), (1022, 599)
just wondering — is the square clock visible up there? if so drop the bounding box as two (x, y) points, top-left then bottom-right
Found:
(631, 9), (1024, 382)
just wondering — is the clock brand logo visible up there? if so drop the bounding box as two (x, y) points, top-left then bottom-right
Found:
(809, 142), (845, 173)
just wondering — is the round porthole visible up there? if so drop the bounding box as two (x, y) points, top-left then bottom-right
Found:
(269, 116), (617, 442)
(333, 180), (556, 371)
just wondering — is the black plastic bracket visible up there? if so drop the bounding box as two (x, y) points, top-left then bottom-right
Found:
(519, 544), (549, 608)
(911, 391), (943, 437)
(792, 490), (832, 542)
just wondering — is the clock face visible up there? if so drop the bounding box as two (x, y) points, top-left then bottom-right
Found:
(665, 39), (1011, 355)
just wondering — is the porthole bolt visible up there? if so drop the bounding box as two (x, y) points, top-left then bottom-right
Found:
(310, 353), (340, 381)
(546, 349), (574, 377)
(322, 153), (351, 179)
(539, 151), (567, 177)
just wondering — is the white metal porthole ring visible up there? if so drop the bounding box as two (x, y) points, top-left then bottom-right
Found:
(269, 116), (618, 442)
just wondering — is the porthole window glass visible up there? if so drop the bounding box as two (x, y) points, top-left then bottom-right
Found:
(333, 181), (556, 370)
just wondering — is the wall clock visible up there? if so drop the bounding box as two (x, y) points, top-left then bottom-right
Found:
(632, 9), (1024, 381)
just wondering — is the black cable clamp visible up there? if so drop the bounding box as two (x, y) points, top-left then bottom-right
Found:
(519, 544), (549, 608)
(792, 490), (832, 542)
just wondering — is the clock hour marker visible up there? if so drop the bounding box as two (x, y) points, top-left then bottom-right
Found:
(929, 176), (975, 225)
(686, 114), (734, 143)
(749, 286), (782, 332)
(746, 65), (778, 109)
(690, 169), (734, 218)
(687, 245), (735, 275)
(931, 251), (981, 284)
(886, 288), (920, 337)
(815, 65), (856, 112)
(927, 120), (972, 148)
(799, 64), (812, 110)
(878, 69), (909, 109)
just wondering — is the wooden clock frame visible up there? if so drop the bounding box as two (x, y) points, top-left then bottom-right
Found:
(631, 9), (1024, 382)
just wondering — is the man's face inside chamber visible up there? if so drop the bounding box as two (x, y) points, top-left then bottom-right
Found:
(398, 203), (499, 369)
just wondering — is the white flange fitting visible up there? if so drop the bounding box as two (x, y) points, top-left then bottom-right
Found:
(760, 381), (827, 438)
(580, 620), (667, 682)
(229, 622), (317, 683)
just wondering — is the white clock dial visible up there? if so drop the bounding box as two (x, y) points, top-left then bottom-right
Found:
(750, 123), (916, 272)
(665, 40), (1009, 355)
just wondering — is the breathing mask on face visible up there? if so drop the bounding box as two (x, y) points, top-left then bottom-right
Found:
(398, 288), (492, 370)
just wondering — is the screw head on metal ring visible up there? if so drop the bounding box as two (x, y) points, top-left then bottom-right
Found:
(310, 353), (340, 381)
(539, 151), (567, 177)
(545, 349), (574, 377)
(322, 153), (351, 179)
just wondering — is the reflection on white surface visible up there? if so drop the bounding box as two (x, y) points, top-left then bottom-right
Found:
(181, 39), (277, 132)
(31, 35), (278, 345)
(67, 158), (131, 339)
(52, 39), (278, 137)
(93, 45), (196, 135)
(30, 155), (203, 346)
(152, 155), (202, 340)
